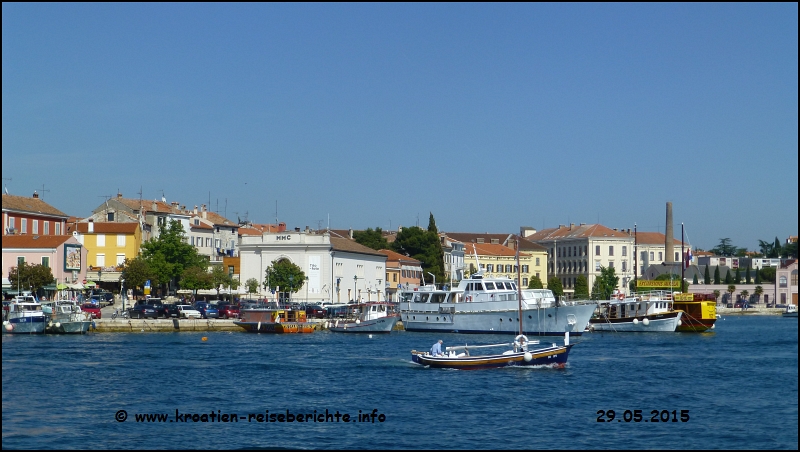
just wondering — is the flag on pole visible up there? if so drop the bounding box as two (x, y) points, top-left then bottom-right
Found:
(684, 248), (692, 269)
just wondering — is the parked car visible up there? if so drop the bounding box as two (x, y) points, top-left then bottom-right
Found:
(163, 303), (180, 318)
(81, 303), (102, 319)
(137, 298), (170, 318)
(177, 305), (202, 319)
(217, 304), (240, 319)
(194, 301), (219, 319)
(130, 304), (158, 319)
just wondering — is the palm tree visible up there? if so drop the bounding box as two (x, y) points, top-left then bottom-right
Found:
(713, 289), (721, 305)
(754, 285), (764, 305)
(741, 290), (749, 306)
(727, 284), (736, 306)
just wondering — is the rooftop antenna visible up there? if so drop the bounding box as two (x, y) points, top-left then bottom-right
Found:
(39, 184), (50, 200)
(158, 189), (165, 203)
(276, 200), (278, 225)
(2, 177), (11, 195)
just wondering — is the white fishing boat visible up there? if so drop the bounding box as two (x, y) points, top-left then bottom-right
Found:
(588, 290), (683, 332)
(328, 302), (400, 333)
(783, 304), (798, 318)
(3, 296), (46, 334)
(42, 300), (91, 334)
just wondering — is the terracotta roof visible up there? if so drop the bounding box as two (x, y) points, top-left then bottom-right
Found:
(2, 194), (68, 218)
(75, 222), (139, 234)
(1, 235), (75, 249)
(634, 232), (686, 246)
(238, 226), (263, 236)
(525, 224), (632, 241)
(472, 243), (523, 257)
(330, 237), (386, 257)
(377, 249), (421, 264)
(190, 221), (213, 230)
(445, 233), (547, 252)
(201, 211), (237, 227)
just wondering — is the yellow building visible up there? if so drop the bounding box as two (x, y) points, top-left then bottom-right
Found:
(468, 243), (548, 288)
(73, 221), (141, 287)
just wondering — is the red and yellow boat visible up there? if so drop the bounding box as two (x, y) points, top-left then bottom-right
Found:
(672, 293), (717, 332)
(234, 304), (317, 334)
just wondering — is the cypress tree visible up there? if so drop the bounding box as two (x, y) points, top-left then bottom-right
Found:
(745, 264), (752, 284)
(755, 269), (761, 284)
(724, 269), (733, 284)
(704, 265), (711, 284)
(714, 265), (720, 284)
(693, 274), (698, 284)
(735, 267), (741, 284)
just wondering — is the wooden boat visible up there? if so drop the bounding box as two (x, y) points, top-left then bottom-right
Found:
(411, 333), (572, 369)
(328, 302), (400, 333)
(234, 303), (317, 333)
(410, 245), (574, 369)
(672, 293), (718, 332)
(589, 290), (683, 332)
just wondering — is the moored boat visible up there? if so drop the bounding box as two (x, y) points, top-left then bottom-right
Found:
(589, 290), (683, 332)
(42, 300), (91, 334)
(672, 293), (718, 332)
(411, 333), (573, 369)
(234, 302), (316, 333)
(328, 302), (399, 333)
(3, 296), (46, 334)
(783, 304), (798, 318)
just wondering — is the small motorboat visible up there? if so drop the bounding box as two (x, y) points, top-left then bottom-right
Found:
(328, 302), (399, 333)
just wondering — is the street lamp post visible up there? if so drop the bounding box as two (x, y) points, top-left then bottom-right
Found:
(289, 275), (294, 305)
(305, 276), (309, 303)
(353, 275), (358, 303)
(120, 278), (125, 311)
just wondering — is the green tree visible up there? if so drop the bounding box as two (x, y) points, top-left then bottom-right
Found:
(392, 224), (445, 285)
(527, 275), (544, 289)
(209, 265), (234, 298)
(264, 259), (305, 296)
(758, 267), (776, 283)
(352, 227), (389, 250)
(592, 266), (619, 301)
(741, 289), (749, 303)
(754, 285), (764, 304)
(711, 238), (737, 256)
(724, 269), (733, 284)
(713, 289), (721, 303)
(245, 278), (260, 296)
(755, 267), (762, 284)
(179, 266), (212, 295)
(727, 284), (736, 304)
(8, 262), (54, 296)
(758, 239), (776, 258)
(782, 241), (798, 258)
(573, 275), (589, 299)
(734, 267), (741, 284)
(714, 265), (721, 284)
(120, 256), (151, 294)
(745, 264), (752, 284)
(140, 220), (207, 294)
(693, 273), (698, 284)
(547, 276), (563, 299)
(704, 265), (711, 284)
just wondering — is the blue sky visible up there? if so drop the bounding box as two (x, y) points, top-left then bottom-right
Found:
(3, 3), (797, 252)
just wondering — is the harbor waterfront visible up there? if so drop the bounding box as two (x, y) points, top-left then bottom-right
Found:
(2, 315), (796, 449)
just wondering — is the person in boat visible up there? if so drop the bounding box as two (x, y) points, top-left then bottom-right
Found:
(430, 340), (444, 356)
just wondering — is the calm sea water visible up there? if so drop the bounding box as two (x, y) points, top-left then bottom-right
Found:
(2, 316), (797, 450)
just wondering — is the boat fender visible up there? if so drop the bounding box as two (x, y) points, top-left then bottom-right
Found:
(642, 318), (650, 326)
(632, 318), (639, 325)
(355, 319), (360, 324)
(524, 352), (533, 362)
(55, 322), (61, 328)
(677, 320), (682, 326)
(4, 323), (13, 332)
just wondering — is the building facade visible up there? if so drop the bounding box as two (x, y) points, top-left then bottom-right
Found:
(775, 260), (798, 306)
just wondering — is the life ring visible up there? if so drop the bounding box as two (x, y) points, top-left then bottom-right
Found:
(515, 334), (528, 345)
